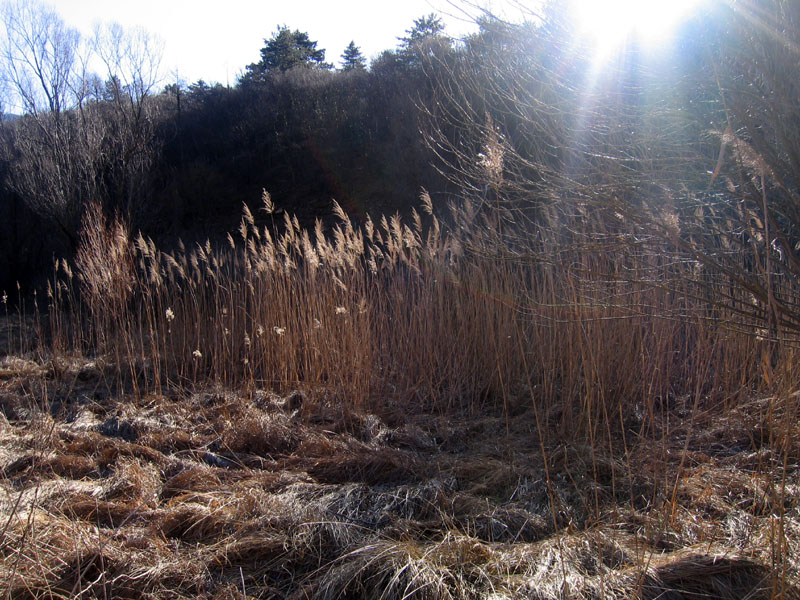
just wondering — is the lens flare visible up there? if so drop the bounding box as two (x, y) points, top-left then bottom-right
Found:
(570, 0), (702, 56)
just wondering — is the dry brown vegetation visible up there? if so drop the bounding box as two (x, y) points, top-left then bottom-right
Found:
(2, 1), (800, 597)
(1, 188), (798, 599)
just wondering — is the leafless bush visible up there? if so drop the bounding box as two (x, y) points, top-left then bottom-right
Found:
(0, 1), (164, 247)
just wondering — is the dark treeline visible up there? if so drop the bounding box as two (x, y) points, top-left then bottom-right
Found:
(157, 16), (454, 236)
(0, 7), (452, 293)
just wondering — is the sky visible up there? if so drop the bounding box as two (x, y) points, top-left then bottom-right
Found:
(50, 0), (508, 87)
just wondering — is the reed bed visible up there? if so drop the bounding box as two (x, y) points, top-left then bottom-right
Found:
(44, 191), (798, 423)
(1, 190), (798, 598)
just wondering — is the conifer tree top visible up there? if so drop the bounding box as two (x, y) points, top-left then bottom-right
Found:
(242, 26), (329, 82)
(340, 41), (366, 71)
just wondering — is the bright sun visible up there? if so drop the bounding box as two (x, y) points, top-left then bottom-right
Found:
(569, 0), (703, 55)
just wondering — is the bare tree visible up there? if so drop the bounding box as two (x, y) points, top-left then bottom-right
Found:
(92, 22), (164, 224)
(0, 4), (166, 247)
(0, 0), (96, 248)
(92, 22), (163, 111)
(0, 0), (83, 115)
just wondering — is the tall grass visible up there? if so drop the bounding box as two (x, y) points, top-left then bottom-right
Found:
(41, 189), (800, 440)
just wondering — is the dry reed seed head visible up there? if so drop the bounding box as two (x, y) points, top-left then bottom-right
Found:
(420, 188), (434, 215)
(135, 232), (147, 255)
(257, 325), (265, 337)
(332, 199), (347, 222)
(261, 227), (275, 254)
(278, 233), (290, 259)
(320, 232), (334, 254)
(403, 225), (420, 250)
(149, 265), (163, 287)
(193, 349), (202, 360)
(147, 236), (157, 259)
(412, 208), (422, 234)
(314, 218), (325, 244)
(333, 227), (346, 257)
(335, 306), (348, 316)
(365, 217), (375, 244)
(281, 212), (293, 240)
(273, 326), (286, 337)
(247, 238), (260, 265)
(190, 250), (201, 272)
(243, 203), (255, 227)
(262, 188), (276, 214)
(391, 214), (403, 246)
(477, 127), (505, 185)
(302, 231), (320, 272)
(717, 127), (776, 181)
(344, 228), (361, 255)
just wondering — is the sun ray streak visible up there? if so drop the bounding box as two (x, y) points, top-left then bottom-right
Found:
(569, 0), (704, 60)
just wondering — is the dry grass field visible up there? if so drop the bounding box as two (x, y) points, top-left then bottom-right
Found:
(1, 197), (798, 599)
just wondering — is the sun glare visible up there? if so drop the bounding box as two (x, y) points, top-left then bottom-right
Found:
(569, 0), (702, 56)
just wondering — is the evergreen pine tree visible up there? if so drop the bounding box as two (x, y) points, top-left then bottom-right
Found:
(242, 26), (329, 83)
(397, 14), (450, 69)
(398, 14), (445, 51)
(340, 41), (366, 71)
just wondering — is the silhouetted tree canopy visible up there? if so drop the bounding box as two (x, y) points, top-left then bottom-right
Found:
(340, 41), (366, 71)
(241, 26), (329, 83)
(397, 13), (450, 69)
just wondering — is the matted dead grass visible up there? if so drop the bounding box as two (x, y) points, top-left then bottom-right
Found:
(1, 360), (797, 600)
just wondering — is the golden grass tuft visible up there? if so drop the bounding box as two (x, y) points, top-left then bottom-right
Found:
(306, 447), (418, 485)
(635, 552), (774, 600)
